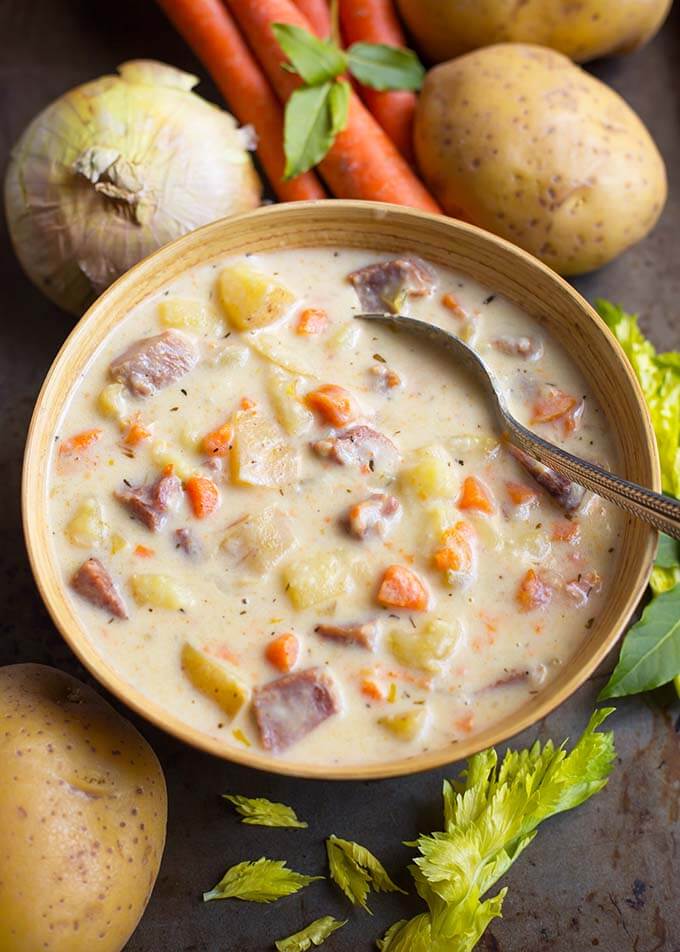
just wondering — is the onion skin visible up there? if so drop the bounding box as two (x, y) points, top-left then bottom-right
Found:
(4, 60), (261, 315)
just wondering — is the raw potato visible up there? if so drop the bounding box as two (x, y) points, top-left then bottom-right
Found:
(181, 643), (249, 717)
(0, 663), (166, 952)
(397, 0), (671, 64)
(415, 44), (667, 275)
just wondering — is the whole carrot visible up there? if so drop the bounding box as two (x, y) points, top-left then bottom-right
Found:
(155, 0), (325, 202)
(339, 0), (417, 164)
(292, 0), (331, 36)
(225, 0), (441, 211)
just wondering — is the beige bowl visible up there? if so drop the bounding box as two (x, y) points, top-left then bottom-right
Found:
(22, 201), (659, 779)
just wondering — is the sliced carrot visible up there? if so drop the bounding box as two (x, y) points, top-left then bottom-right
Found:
(186, 475), (220, 519)
(305, 384), (360, 427)
(296, 307), (329, 336)
(202, 420), (233, 457)
(551, 519), (581, 543)
(506, 481), (538, 506)
(240, 396), (256, 410)
(265, 632), (299, 672)
(162, 463), (175, 478)
(441, 292), (466, 318)
(58, 428), (102, 456)
(532, 386), (578, 424)
(377, 564), (429, 611)
(134, 544), (155, 558)
(455, 712), (475, 734)
(432, 520), (475, 575)
(516, 569), (553, 612)
(360, 678), (385, 701)
(122, 416), (151, 447)
(458, 475), (495, 515)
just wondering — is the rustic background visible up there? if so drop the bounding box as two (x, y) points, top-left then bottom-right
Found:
(1, 2), (678, 950)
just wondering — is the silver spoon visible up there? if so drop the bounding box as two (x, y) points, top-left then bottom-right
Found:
(357, 313), (680, 540)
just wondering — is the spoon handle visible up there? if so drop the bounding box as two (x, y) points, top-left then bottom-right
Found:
(506, 418), (680, 540)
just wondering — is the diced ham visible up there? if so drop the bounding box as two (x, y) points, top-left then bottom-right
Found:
(492, 335), (543, 360)
(565, 570), (602, 607)
(314, 620), (378, 650)
(115, 472), (182, 531)
(252, 667), (340, 752)
(348, 256), (437, 313)
(175, 527), (201, 557)
(345, 493), (401, 540)
(109, 330), (198, 397)
(71, 558), (127, 619)
(508, 444), (585, 512)
(312, 426), (401, 474)
(482, 664), (547, 692)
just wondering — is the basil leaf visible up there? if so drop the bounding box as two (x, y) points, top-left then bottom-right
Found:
(222, 794), (308, 828)
(283, 81), (350, 179)
(656, 532), (680, 569)
(346, 43), (425, 91)
(272, 23), (346, 85)
(328, 78), (350, 136)
(274, 916), (346, 951)
(599, 585), (680, 698)
(203, 858), (323, 903)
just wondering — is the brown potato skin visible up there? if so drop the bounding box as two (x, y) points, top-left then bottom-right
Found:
(415, 44), (667, 276)
(0, 664), (167, 952)
(397, 0), (672, 64)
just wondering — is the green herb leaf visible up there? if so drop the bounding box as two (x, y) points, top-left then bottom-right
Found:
(346, 42), (425, 91)
(272, 23), (346, 85)
(203, 858), (322, 903)
(274, 916), (346, 951)
(283, 82), (339, 179)
(326, 835), (405, 913)
(656, 533), (680, 568)
(599, 585), (680, 697)
(376, 914), (432, 951)
(328, 78), (350, 136)
(222, 794), (308, 828)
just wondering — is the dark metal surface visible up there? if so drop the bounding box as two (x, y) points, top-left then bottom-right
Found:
(1, 3), (679, 950)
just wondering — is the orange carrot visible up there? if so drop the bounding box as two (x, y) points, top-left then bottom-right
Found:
(532, 386), (578, 424)
(134, 544), (155, 558)
(202, 420), (233, 457)
(458, 475), (495, 515)
(122, 416), (151, 447)
(292, 0), (330, 36)
(58, 428), (102, 456)
(265, 632), (299, 671)
(506, 481), (538, 506)
(186, 475), (220, 518)
(377, 564), (429, 611)
(432, 520), (475, 575)
(225, 0), (442, 210)
(296, 307), (329, 335)
(516, 569), (552, 612)
(338, 0), (417, 163)
(155, 0), (325, 201)
(305, 384), (360, 426)
(551, 519), (581, 543)
(441, 292), (466, 319)
(360, 677), (385, 701)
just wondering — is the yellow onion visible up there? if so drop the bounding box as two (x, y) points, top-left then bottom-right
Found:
(5, 60), (261, 315)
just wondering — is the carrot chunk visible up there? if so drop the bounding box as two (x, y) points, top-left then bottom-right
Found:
(516, 569), (553, 612)
(240, 396), (256, 410)
(296, 307), (329, 336)
(134, 544), (155, 558)
(441, 292), (466, 318)
(305, 384), (360, 427)
(122, 416), (151, 447)
(432, 521), (475, 574)
(458, 475), (495, 515)
(551, 519), (581, 543)
(58, 428), (102, 456)
(186, 475), (220, 519)
(202, 420), (233, 457)
(532, 386), (578, 424)
(506, 481), (538, 506)
(265, 632), (299, 672)
(360, 678), (385, 701)
(377, 564), (429, 611)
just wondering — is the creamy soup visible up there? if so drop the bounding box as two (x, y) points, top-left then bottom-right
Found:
(48, 249), (623, 767)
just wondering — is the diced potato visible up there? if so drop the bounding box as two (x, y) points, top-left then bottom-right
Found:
(179, 426), (202, 452)
(230, 409), (299, 488)
(247, 330), (313, 376)
(221, 506), (297, 573)
(327, 321), (361, 353)
(448, 434), (500, 459)
(283, 549), (354, 609)
(150, 440), (195, 481)
(401, 444), (457, 499)
(378, 708), (427, 741)
(389, 619), (461, 674)
(203, 341), (251, 368)
(97, 383), (127, 420)
(110, 532), (129, 555)
(181, 642), (249, 718)
(266, 366), (314, 436)
(65, 498), (108, 548)
(158, 297), (223, 336)
(423, 501), (457, 540)
(130, 574), (194, 611)
(218, 263), (295, 331)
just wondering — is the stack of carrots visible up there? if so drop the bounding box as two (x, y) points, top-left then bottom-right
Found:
(155, 0), (441, 212)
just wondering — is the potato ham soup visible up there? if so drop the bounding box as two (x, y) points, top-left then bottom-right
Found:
(49, 249), (623, 767)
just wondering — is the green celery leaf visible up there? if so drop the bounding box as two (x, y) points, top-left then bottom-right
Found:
(283, 82), (341, 179)
(651, 564), (680, 596)
(656, 533), (680, 568)
(274, 916), (346, 951)
(346, 43), (425, 91)
(326, 835), (405, 914)
(272, 23), (345, 85)
(376, 914), (432, 952)
(599, 585), (680, 697)
(222, 794), (308, 828)
(203, 858), (322, 903)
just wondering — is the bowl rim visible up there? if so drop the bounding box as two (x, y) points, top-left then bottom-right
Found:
(22, 199), (660, 780)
